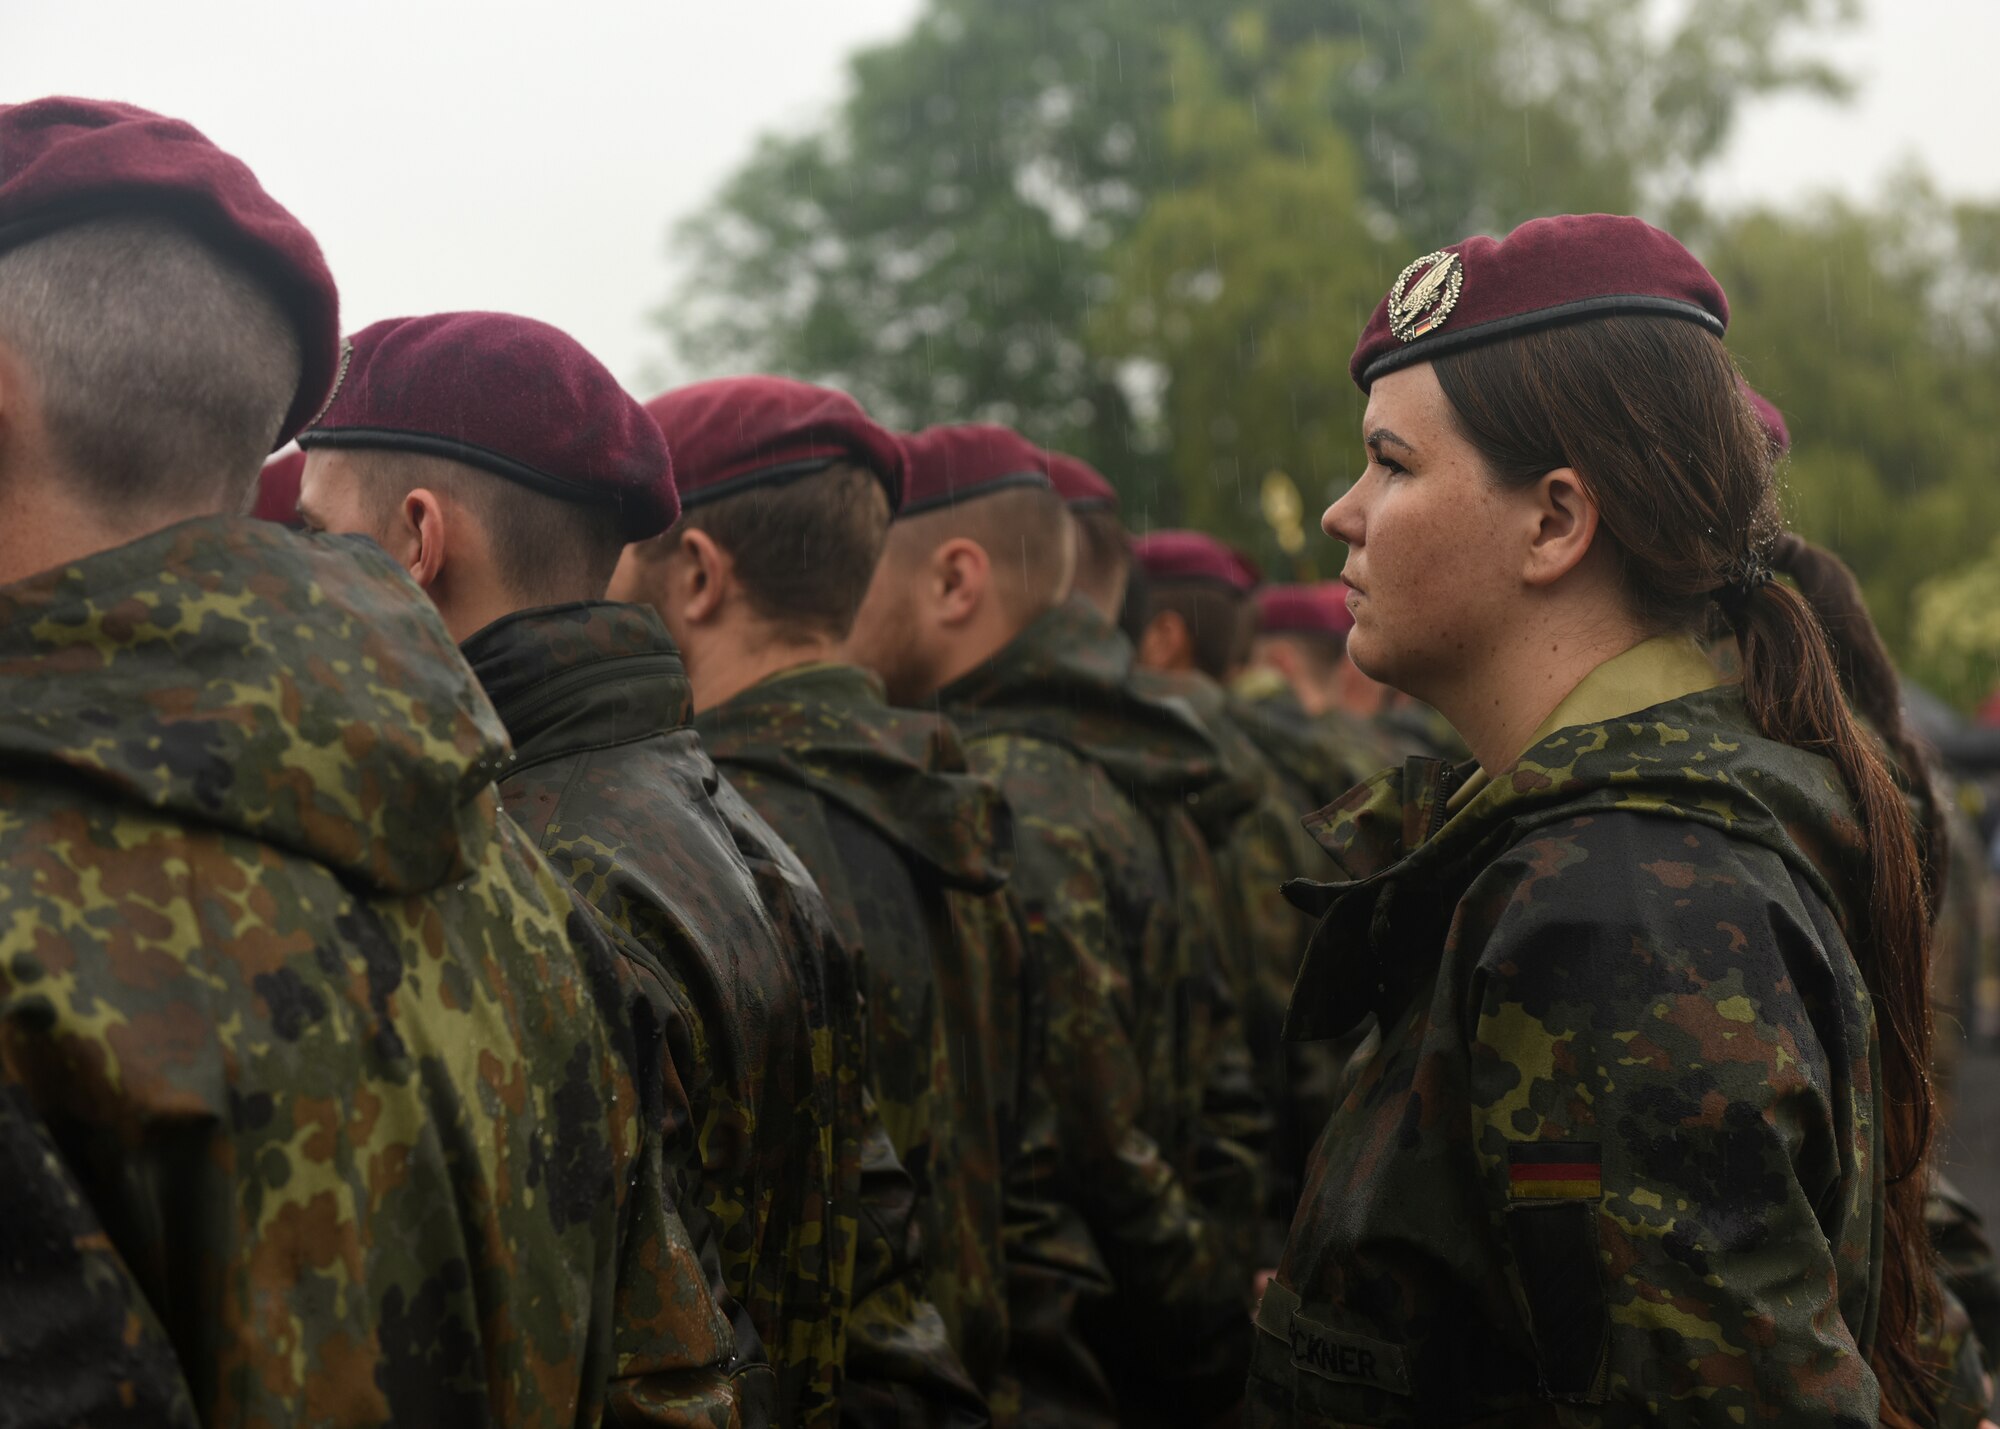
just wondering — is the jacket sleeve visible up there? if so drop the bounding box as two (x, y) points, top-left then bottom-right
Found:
(1459, 827), (1881, 1427)
(1154, 804), (1272, 1277)
(580, 910), (758, 1429)
(1008, 784), (1253, 1425)
(0, 1082), (197, 1427)
(841, 1088), (992, 1429)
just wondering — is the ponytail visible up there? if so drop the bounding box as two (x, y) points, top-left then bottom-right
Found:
(1726, 546), (1939, 1429)
(1769, 533), (1951, 910)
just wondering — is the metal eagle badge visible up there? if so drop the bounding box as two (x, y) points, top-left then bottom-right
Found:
(1387, 250), (1464, 342)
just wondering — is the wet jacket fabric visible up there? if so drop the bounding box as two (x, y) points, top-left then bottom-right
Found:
(0, 520), (738, 1428)
(1227, 672), (1397, 814)
(1144, 668), (1339, 1246)
(1253, 638), (1885, 1427)
(468, 601), (983, 1428)
(695, 662), (1020, 1405)
(939, 601), (1261, 1425)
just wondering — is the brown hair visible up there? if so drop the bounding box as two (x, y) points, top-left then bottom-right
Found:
(1146, 579), (1255, 682)
(678, 461), (891, 640)
(1070, 506), (1134, 615)
(1433, 315), (1937, 1425)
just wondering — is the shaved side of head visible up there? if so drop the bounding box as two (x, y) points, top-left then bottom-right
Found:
(0, 215), (300, 516)
(330, 447), (627, 606)
(896, 484), (1075, 620)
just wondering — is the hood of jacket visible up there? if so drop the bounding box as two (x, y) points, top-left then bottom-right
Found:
(695, 660), (1008, 893)
(0, 517), (512, 895)
(461, 600), (693, 768)
(1281, 683), (1869, 1037)
(940, 597), (1224, 802)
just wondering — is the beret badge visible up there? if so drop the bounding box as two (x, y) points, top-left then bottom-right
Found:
(1387, 250), (1464, 343)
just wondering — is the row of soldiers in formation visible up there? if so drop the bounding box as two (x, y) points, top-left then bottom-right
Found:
(2, 96), (1998, 1429)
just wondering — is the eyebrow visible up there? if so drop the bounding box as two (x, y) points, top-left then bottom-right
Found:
(1366, 427), (1413, 455)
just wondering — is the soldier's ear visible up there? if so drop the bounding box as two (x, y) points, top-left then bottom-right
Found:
(400, 487), (449, 592)
(933, 537), (990, 627)
(676, 527), (734, 626)
(1520, 465), (1602, 591)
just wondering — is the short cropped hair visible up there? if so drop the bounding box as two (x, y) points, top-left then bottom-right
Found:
(1149, 579), (1254, 681)
(1070, 506), (1132, 613)
(678, 461), (892, 640)
(0, 216), (300, 513)
(341, 448), (628, 606)
(904, 484), (1074, 620)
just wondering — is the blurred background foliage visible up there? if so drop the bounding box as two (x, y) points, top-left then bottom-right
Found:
(659, 0), (2000, 708)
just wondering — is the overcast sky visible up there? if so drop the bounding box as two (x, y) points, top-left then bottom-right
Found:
(5, 0), (1995, 389)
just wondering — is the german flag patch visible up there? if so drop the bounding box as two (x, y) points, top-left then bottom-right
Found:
(1508, 1142), (1602, 1200)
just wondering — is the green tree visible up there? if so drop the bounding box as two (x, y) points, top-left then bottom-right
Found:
(1086, 21), (1389, 551)
(659, 0), (1853, 510)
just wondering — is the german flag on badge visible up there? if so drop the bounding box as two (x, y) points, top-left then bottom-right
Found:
(1507, 1142), (1602, 1200)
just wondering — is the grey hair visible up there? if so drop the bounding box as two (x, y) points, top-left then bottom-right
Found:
(0, 215), (301, 513)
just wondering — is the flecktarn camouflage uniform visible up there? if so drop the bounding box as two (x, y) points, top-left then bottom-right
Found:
(466, 601), (982, 1427)
(941, 600), (1263, 1426)
(696, 661), (1017, 1412)
(0, 520), (738, 1427)
(1253, 639), (1886, 1426)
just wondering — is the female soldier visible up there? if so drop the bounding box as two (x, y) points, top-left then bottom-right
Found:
(1251, 215), (1938, 1427)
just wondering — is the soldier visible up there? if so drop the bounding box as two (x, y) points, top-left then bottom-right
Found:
(1235, 583), (1402, 808)
(1256, 215), (1941, 1425)
(1126, 532), (1332, 1245)
(617, 376), (1017, 1411)
(292, 315), (980, 1428)
(1044, 450), (1132, 625)
(845, 423), (1260, 1425)
(0, 99), (737, 1424)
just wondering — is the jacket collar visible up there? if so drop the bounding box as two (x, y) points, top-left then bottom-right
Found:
(461, 601), (691, 766)
(695, 661), (1010, 892)
(941, 597), (1226, 799)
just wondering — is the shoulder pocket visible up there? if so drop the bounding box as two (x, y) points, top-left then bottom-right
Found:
(1504, 1199), (1609, 1402)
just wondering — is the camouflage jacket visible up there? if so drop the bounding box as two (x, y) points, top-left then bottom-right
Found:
(1144, 669), (1336, 1245)
(695, 662), (1020, 1403)
(1255, 650), (1884, 1426)
(0, 520), (738, 1428)
(467, 601), (981, 1428)
(940, 602), (1261, 1425)
(1227, 672), (1396, 813)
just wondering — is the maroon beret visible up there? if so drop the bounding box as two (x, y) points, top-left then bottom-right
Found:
(1256, 582), (1353, 641)
(1350, 214), (1728, 391)
(1130, 530), (1259, 593)
(0, 97), (341, 446)
(1046, 450), (1118, 512)
(644, 376), (903, 513)
(253, 448), (305, 525)
(300, 312), (677, 541)
(899, 424), (1053, 517)
(1740, 380), (1791, 456)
